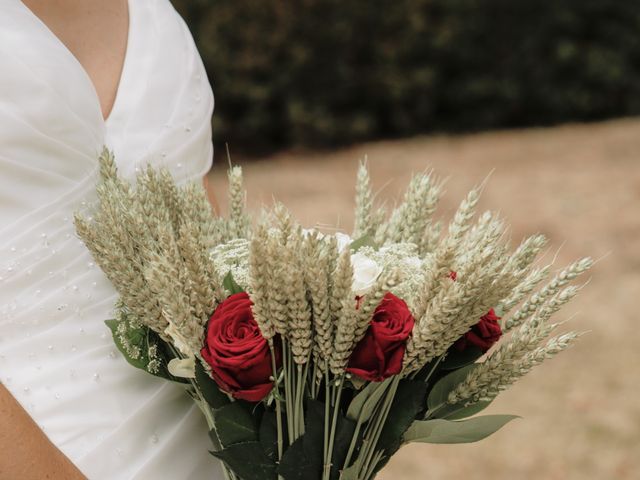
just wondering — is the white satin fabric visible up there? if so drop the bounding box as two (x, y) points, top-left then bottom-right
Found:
(0, 1), (222, 478)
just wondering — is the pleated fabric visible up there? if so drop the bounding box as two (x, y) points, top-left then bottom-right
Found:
(0, 1), (221, 478)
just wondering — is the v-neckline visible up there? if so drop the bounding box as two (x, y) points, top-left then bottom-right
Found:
(18, 0), (133, 125)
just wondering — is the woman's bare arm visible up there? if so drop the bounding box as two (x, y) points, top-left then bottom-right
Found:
(0, 384), (86, 480)
(203, 175), (220, 214)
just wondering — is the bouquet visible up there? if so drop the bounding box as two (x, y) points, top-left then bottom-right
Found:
(75, 150), (592, 480)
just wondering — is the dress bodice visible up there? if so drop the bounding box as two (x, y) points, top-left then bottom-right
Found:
(0, 1), (219, 478)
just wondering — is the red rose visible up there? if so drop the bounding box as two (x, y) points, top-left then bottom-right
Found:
(454, 308), (502, 353)
(200, 292), (279, 402)
(346, 293), (415, 382)
(448, 271), (502, 353)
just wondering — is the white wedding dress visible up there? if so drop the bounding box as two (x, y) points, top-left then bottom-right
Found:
(0, 1), (223, 478)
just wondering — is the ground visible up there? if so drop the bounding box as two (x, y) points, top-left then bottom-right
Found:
(209, 117), (640, 479)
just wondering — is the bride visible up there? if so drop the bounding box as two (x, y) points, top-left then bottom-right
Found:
(0, 0), (222, 478)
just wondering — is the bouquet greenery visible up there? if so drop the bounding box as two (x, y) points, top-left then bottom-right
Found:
(75, 150), (591, 480)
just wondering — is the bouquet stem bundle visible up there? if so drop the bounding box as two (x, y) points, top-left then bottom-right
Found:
(75, 150), (591, 480)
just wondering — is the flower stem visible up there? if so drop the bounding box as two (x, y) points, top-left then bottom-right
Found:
(190, 379), (236, 480)
(269, 343), (284, 462)
(322, 366), (330, 463)
(342, 380), (392, 471)
(310, 361), (319, 399)
(409, 353), (444, 381)
(294, 364), (305, 439)
(424, 354), (445, 384)
(351, 391), (386, 477)
(281, 339), (295, 442)
(356, 376), (400, 479)
(299, 359), (311, 435)
(323, 375), (344, 480)
(168, 343), (237, 480)
(362, 450), (384, 480)
(342, 421), (362, 472)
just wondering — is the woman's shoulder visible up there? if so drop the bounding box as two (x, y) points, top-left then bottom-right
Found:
(0, 0), (214, 181)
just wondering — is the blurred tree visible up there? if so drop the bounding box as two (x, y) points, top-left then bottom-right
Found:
(172, 0), (640, 153)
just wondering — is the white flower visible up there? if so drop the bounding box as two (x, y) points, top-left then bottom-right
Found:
(334, 232), (353, 252)
(405, 256), (423, 269)
(209, 239), (250, 288)
(303, 229), (353, 252)
(168, 356), (196, 378)
(351, 252), (383, 296)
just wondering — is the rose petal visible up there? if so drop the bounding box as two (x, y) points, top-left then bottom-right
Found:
(351, 252), (383, 295)
(346, 292), (415, 382)
(201, 292), (279, 402)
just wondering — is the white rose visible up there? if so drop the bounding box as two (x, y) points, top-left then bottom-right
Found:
(351, 252), (383, 296)
(334, 232), (353, 252)
(303, 229), (353, 253)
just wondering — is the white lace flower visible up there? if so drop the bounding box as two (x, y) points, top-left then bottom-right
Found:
(209, 238), (251, 288)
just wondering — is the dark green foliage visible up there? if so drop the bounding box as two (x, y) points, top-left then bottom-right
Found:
(277, 400), (356, 480)
(195, 360), (231, 409)
(211, 441), (277, 479)
(440, 346), (484, 371)
(172, 0), (640, 153)
(377, 379), (428, 456)
(213, 402), (259, 446)
(258, 411), (283, 461)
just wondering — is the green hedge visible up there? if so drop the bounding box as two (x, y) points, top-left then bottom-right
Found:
(173, 0), (640, 152)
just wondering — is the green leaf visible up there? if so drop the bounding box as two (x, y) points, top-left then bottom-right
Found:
(349, 234), (378, 252)
(440, 346), (484, 371)
(105, 318), (147, 370)
(403, 415), (519, 444)
(348, 375), (366, 390)
(211, 441), (277, 480)
(223, 271), (245, 295)
(278, 400), (324, 480)
(277, 400), (356, 480)
(213, 402), (258, 447)
(278, 401), (321, 479)
(440, 399), (493, 421)
(366, 380), (427, 480)
(195, 360), (230, 409)
(376, 379), (428, 456)
(104, 317), (180, 382)
(259, 410), (283, 461)
(278, 436), (319, 480)
(346, 377), (393, 422)
(426, 364), (478, 411)
(339, 463), (359, 480)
